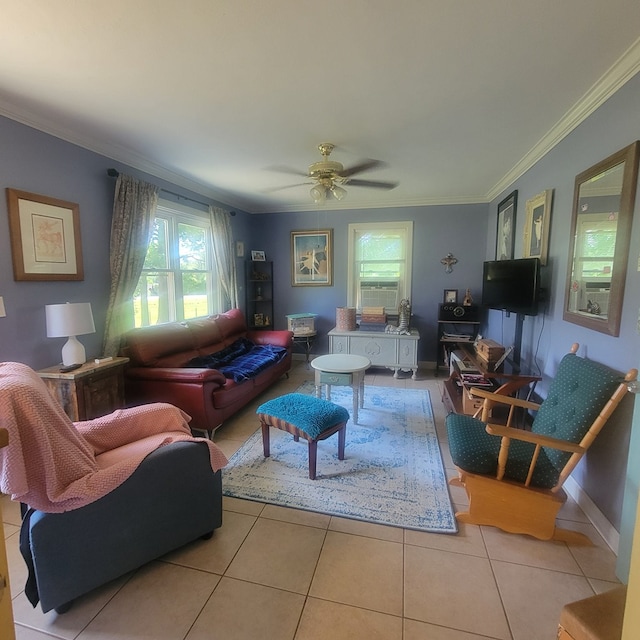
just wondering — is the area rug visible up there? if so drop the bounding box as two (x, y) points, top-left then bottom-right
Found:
(222, 382), (457, 533)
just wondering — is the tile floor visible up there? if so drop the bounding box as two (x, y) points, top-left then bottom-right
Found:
(2, 360), (622, 639)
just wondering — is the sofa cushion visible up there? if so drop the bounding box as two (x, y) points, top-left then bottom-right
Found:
(185, 317), (224, 350)
(126, 322), (195, 367)
(212, 308), (247, 340)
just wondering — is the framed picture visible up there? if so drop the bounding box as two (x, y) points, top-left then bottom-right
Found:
(443, 289), (458, 304)
(496, 190), (517, 260)
(253, 313), (264, 326)
(251, 250), (266, 261)
(6, 188), (84, 281)
(291, 229), (333, 286)
(523, 189), (553, 266)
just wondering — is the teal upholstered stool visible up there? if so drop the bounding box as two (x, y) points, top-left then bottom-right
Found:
(257, 393), (350, 479)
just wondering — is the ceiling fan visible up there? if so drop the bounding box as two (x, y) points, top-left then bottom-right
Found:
(266, 143), (398, 203)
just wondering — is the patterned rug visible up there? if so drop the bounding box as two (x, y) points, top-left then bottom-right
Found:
(222, 382), (457, 533)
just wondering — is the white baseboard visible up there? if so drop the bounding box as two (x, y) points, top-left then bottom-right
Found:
(564, 476), (619, 553)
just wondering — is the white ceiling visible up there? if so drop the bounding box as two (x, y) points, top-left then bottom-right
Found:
(1, 2), (639, 214)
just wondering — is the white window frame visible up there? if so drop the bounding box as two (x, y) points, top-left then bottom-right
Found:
(347, 221), (413, 314)
(134, 200), (219, 327)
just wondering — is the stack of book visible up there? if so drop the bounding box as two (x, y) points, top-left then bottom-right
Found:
(359, 306), (387, 332)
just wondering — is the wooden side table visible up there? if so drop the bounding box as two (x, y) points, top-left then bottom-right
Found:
(37, 357), (129, 421)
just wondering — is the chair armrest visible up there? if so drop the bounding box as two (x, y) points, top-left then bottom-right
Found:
(469, 386), (540, 412)
(485, 423), (585, 454)
(248, 330), (294, 348)
(125, 367), (226, 386)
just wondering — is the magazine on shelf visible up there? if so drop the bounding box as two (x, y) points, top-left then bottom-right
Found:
(442, 332), (474, 341)
(460, 373), (493, 387)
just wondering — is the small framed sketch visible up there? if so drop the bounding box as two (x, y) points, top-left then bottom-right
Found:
(523, 189), (553, 266)
(496, 190), (517, 260)
(251, 250), (266, 261)
(443, 289), (458, 304)
(6, 188), (84, 281)
(253, 313), (264, 326)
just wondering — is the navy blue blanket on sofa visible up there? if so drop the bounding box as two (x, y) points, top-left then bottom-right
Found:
(187, 338), (287, 382)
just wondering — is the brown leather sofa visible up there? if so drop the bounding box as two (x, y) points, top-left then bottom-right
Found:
(121, 309), (293, 437)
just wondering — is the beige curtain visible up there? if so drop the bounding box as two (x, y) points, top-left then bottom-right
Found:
(209, 205), (239, 310)
(102, 174), (159, 356)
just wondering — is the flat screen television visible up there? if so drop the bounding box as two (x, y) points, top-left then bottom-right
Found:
(482, 258), (541, 316)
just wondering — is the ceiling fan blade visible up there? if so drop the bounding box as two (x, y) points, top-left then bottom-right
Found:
(346, 178), (399, 190)
(262, 182), (311, 193)
(265, 164), (309, 177)
(339, 159), (385, 178)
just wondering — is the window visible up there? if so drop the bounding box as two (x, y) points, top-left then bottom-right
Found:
(133, 202), (219, 327)
(347, 221), (413, 314)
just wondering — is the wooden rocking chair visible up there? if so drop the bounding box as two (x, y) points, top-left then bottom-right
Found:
(445, 344), (637, 544)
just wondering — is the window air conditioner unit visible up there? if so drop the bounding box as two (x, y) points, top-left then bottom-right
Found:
(360, 281), (399, 310)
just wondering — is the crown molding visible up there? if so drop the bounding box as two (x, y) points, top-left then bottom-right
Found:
(486, 36), (640, 202)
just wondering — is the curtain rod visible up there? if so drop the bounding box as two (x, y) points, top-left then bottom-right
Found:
(106, 168), (235, 215)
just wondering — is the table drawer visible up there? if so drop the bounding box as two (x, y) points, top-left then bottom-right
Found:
(320, 372), (352, 385)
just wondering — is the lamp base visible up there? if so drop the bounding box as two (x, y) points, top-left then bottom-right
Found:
(61, 336), (86, 366)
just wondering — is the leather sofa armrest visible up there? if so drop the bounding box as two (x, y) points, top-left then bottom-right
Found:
(125, 367), (227, 386)
(248, 330), (294, 348)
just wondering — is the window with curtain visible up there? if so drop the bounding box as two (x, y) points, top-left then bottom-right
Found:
(347, 221), (413, 313)
(133, 202), (220, 327)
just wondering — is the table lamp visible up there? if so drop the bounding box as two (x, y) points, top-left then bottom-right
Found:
(45, 302), (96, 366)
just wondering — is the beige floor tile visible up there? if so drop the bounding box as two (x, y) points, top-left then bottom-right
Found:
(226, 517), (326, 593)
(309, 531), (403, 616)
(589, 578), (624, 594)
(492, 559), (595, 640)
(12, 574), (130, 640)
(186, 577), (304, 640)
(261, 503), (331, 529)
(404, 545), (510, 640)
(162, 510), (257, 575)
(564, 522), (619, 582)
(222, 495), (265, 516)
(1, 495), (22, 527)
(77, 561), (219, 639)
(3, 521), (19, 540)
(5, 530), (28, 601)
(329, 515), (404, 543)
(404, 618), (496, 639)
(15, 624), (72, 639)
(296, 597), (402, 640)
(482, 525), (582, 574)
(404, 520), (487, 558)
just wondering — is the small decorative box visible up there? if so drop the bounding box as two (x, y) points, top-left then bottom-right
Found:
(286, 313), (317, 336)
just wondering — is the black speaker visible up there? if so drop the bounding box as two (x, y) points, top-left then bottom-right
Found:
(438, 304), (480, 322)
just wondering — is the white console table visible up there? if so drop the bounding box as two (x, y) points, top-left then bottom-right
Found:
(328, 327), (420, 379)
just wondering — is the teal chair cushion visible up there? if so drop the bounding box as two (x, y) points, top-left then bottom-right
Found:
(446, 352), (620, 489)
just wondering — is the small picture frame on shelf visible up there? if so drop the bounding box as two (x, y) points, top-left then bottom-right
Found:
(251, 250), (266, 261)
(253, 313), (264, 326)
(444, 289), (458, 304)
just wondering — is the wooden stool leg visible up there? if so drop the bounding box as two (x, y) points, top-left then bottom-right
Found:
(308, 440), (318, 480)
(338, 424), (346, 460)
(261, 422), (271, 458)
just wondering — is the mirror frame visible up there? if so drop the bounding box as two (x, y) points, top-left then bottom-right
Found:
(563, 141), (639, 336)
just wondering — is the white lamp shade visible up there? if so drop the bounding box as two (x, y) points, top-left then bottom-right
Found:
(45, 302), (95, 366)
(45, 303), (95, 338)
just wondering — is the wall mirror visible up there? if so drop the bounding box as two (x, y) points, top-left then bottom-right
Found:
(564, 141), (639, 336)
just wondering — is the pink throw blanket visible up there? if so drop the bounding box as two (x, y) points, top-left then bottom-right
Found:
(0, 361), (228, 513)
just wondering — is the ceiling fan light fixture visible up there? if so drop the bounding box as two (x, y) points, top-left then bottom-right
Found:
(331, 184), (347, 200)
(310, 184), (326, 203)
